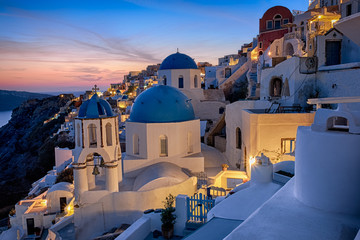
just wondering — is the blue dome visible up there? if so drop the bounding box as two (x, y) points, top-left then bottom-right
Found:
(78, 94), (114, 118)
(129, 85), (195, 123)
(159, 52), (198, 70)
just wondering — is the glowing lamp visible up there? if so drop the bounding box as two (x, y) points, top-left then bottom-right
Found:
(268, 51), (271, 56)
(249, 157), (256, 166)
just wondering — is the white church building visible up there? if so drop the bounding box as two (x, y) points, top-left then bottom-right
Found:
(124, 85), (204, 176)
(158, 52), (228, 123)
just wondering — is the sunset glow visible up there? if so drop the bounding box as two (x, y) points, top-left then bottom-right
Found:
(0, 0), (308, 92)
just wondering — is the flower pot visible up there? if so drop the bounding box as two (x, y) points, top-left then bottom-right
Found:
(162, 224), (174, 239)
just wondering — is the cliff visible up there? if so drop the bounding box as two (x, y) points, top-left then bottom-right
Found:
(0, 94), (74, 217)
(0, 90), (51, 111)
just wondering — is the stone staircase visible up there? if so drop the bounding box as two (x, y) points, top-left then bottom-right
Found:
(219, 61), (250, 100)
(247, 61), (258, 98)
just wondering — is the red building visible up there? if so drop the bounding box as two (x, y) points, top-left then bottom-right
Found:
(258, 6), (293, 55)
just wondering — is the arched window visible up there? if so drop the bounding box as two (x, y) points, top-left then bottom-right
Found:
(274, 14), (282, 29)
(187, 132), (193, 154)
(163, 75), (167, 85)
(194, 75), (198, 88)
(77, 123), (81, 147)
(327, 116), (349, 132)
(159, 135), (168, 157)
(88, 124), (97, 148)
(270, 78), (282, 97)
(133, 134), (139, 155)
(236, 127), (242, 149)
(178, 75), (184, 88)
(106, 123), (112, 146)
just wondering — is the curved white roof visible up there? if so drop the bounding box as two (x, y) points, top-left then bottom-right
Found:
(47, 182), (74, 194)
(133, 162), (189, 191)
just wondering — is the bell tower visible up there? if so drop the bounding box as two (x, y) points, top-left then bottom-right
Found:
(72, 88), (122, 202)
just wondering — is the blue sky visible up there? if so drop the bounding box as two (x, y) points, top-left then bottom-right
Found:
(0, 0), (309, 92)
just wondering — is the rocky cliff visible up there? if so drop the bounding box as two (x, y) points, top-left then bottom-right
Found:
(0, 90), (51, 111)
(0, 94), (74, 217)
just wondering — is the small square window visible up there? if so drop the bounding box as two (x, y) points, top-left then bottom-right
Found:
(283, 18), (289, 25)
(267, 20), (273, 29)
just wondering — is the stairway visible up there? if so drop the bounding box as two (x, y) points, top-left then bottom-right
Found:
(247, 62), (258, 98)
(219, 61), (250, 100)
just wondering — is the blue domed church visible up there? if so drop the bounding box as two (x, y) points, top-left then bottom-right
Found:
(158, 52), (201, 90)
(123, 85), (204, 176)
(157, 52), (227, 123)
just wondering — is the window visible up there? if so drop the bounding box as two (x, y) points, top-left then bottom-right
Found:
(178, 76), (184, 88)
(159, 135), (168, 157)
(281, 138), (296, 154)
(133, 134), (139, 155)
(106, 123), (112, 146)
(225, 68), (231, 78)
(327, 116), (349, 132)
(219, 107), (225, 114)
(267, 20), (273, 29)
(163, 75), (167, 85)
(346, 4), (352, 16)
(236, 127), (242, 149)
(187, 132), (193, 154)
(259, 42), (263, 49)
(194, 75), (198, 88)
(283, 18), (289, 25)
(270, 78), (282, 97)
(274, 15), (282, 29)
(88, 124), (97, 148)
(275, 46), (279, 56)
(77, 123), (81, 147)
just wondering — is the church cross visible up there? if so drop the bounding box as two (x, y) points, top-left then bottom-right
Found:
(92, 84), (99, 93)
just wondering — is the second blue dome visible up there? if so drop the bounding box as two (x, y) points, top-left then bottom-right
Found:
(159, 52), (198, 70)
(129, 85), (195, 123)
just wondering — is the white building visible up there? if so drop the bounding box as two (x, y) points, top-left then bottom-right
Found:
(158, 52), (227, 122)
(73, 93), (122, 201)
(124, 85), (204, 175)
(223, 100), (360, 239)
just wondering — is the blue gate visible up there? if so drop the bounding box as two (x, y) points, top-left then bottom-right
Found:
(187, 193), (215, 223)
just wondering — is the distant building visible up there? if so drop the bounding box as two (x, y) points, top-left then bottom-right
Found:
(258, 6), (293, 56)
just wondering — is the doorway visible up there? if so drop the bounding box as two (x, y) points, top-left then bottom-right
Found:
(26, 218), (35, 236)
(326, 41), (341, 66)
(60, 197), (67, 213)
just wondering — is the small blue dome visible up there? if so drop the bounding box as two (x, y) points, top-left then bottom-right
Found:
(78, 94), (114, 118)
(159, 52), (198, 70)
(129, 85), (195, 123)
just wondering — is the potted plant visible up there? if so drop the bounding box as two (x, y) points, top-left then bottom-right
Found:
(222, 164), (229, 171)
(161, 194), (176, 239)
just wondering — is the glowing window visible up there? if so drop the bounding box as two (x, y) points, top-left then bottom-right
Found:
(281, 138), (295, 154)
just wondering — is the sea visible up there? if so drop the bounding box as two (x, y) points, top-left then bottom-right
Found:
(0, 111), (12, 128)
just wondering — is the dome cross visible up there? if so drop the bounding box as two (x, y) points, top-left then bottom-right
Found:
(92, 84), (99, 93)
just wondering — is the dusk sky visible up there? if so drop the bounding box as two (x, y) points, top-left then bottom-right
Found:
(0, 0), (308, 93)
